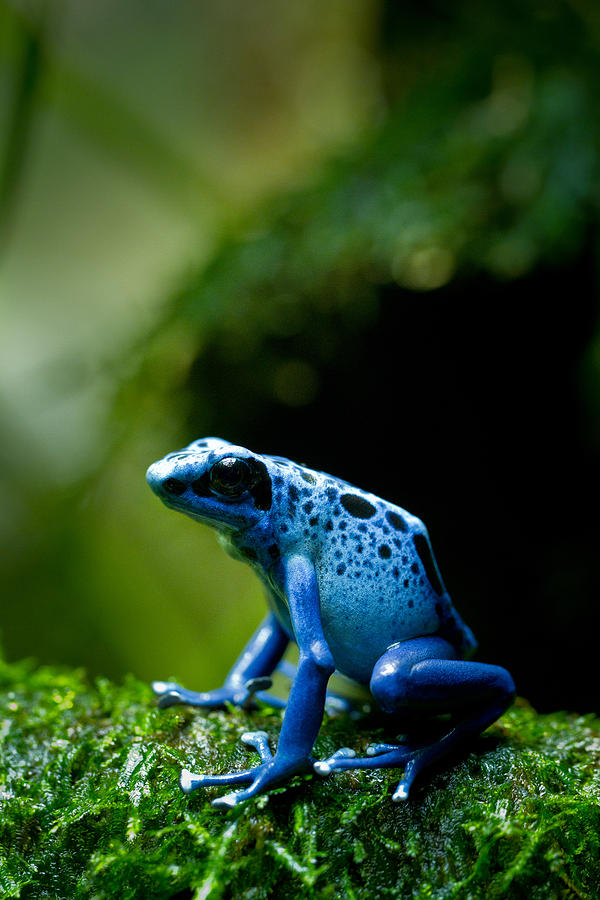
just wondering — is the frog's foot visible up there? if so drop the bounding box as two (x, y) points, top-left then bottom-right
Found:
(152, 676), (286, 710)
(181, 751), (311, 808)
(366, 741), (406, 755)
(180, 728), (311, 808)
(313, 742), (428, 801)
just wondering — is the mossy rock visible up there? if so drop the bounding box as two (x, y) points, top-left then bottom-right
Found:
(0, 658), (599, 899)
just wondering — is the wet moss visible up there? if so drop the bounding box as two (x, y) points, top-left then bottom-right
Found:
(0, 657), (599, 899)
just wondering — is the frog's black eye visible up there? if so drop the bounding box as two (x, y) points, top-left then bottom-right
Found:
(209, 457), (253, 498)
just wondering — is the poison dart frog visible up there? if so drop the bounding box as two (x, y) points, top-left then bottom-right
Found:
(147, 437), (515, 808)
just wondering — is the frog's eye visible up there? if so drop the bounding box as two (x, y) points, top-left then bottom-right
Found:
(209, 457), (253, 498)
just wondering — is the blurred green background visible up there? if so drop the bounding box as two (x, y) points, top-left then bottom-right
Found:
(2, 0), (600, 712)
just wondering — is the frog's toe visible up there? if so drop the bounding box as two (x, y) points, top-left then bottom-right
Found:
(152, 680), (204, 708)
(180, 768), (202, 793)
(241, 730), (273, 762)
(157, 689), (186, 708)
(179, 766), (256, 794)
(366, 742), (403, 756)
(243, 676), (273, 695)
(313, 747), (356, 776)
(152, 680), (177, 695)
(211, 792), (240, 809)
(152, 681), (190, 707)
(392, 757), (423, 801)
(392, 782), (410, 802)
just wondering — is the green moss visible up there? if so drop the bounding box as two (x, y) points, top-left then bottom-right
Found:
(0, 658), (599, 899)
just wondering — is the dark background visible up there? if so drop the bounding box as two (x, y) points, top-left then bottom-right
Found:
(1, 0), (599, 715)
(189, 255), (600, 714)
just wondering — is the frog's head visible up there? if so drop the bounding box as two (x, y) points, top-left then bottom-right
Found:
(146, 437), (272, 533)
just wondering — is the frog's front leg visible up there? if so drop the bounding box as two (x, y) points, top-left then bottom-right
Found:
(152, 612), (289, 710)
(314, 636), (515, 801)
(183, 554), (335, 808)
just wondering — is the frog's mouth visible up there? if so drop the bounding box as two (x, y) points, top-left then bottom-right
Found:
(158, 492), (259, 534)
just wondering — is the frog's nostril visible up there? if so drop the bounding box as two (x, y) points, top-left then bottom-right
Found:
(163, 477), (187, 496)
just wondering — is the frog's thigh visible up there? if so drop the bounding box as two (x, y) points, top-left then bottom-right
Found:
(369, 636), (515, 715)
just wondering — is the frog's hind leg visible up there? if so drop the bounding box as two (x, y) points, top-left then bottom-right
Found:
(313, 636), (515, 801)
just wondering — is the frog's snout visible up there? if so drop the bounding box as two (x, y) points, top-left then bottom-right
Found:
(146, 460), (188, 498)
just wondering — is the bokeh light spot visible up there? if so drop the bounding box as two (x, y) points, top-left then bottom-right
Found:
(393, 246), (456, 292)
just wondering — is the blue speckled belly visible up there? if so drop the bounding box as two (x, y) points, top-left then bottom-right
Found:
(316, 564), (441, 684)
(264, 557), (443, 685)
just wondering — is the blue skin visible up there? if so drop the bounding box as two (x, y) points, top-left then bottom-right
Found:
(146, 437), (515, 808)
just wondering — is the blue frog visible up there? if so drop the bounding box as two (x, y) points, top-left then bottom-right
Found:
(146, 437), (515, 808)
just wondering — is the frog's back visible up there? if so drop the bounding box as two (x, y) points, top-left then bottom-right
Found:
(263, 459), (477, 684)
